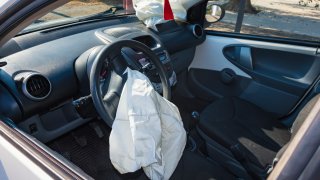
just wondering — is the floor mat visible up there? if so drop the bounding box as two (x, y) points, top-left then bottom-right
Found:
(47, 121), (144, 180)
(46, 94), (213, 180)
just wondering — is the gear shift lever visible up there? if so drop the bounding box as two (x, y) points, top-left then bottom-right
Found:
(191, 111), (200, 122)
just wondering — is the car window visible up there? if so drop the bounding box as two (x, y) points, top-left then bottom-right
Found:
(22, 0), (134, 33)
(206, 0), (320, 42)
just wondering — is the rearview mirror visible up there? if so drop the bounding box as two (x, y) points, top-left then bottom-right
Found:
(205, 4), (225, 23)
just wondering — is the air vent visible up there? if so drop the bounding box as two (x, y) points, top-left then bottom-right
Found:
(22, 73), (51, 101)
(190, 24), (203, 39)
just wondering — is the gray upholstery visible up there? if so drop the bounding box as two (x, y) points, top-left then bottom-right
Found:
(199, 97), (291, 168)
(276, 94), (320, 160)
(199, 95), (320, 170)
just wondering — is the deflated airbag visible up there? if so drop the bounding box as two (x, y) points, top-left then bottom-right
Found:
(109, 68), (186, 180)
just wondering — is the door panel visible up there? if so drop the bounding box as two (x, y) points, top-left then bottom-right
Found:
(223, 45), (320, 95)
(188, 35), (320, 117)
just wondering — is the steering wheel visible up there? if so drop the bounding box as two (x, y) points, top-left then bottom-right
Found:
(90, 40), (171, 127)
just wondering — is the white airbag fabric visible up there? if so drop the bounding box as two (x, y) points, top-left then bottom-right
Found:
(133, 0), (201, 30)
(110, 68), (186, 180)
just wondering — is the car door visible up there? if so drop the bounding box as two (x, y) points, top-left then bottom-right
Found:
(188, 0), (320, 119)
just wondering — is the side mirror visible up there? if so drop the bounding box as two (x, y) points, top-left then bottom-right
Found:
(205, 4), (225, 23)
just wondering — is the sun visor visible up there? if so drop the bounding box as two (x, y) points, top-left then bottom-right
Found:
(133, 0), (201, 30)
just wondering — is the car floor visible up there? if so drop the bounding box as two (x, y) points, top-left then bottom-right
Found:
(47, 95), (214, 180)
(47, 120), (145, 180)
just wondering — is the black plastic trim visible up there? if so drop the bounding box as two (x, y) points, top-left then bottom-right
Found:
(222, 44), (319, 96)
(187, 0), (208, 25)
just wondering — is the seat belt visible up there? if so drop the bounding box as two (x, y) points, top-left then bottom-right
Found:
(230, 144), (267, 180)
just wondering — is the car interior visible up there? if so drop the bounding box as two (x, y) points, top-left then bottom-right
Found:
(0, 1), (320, 179)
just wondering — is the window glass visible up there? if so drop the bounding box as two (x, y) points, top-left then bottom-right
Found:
(22, 0), (134, 33)
(38, 0), (125, 22)
(206, 0), (320, 42)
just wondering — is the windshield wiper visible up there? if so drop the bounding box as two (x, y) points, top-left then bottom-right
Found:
(78, 6), (125, 21)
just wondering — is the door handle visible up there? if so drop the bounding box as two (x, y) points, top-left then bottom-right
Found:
(223, 45), (254, 71)
(239, 47), (253, 70)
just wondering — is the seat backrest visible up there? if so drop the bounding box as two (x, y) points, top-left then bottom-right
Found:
(268, 94), (320, 179)
(274, 94), (320, 161)
(291, 94), (320, 137)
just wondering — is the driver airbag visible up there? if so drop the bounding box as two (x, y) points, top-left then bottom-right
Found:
(109, 68), (186, 180)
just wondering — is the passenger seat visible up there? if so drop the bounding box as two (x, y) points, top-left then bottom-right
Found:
(197, 94), (320, 178)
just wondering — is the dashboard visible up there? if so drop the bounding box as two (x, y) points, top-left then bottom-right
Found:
(0, 16), (205, 142)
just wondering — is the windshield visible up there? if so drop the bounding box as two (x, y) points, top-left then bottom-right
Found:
(22, 0), (135, 33)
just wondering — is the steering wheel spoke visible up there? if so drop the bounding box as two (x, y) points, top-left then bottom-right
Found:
(90, 40), (171, 127)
